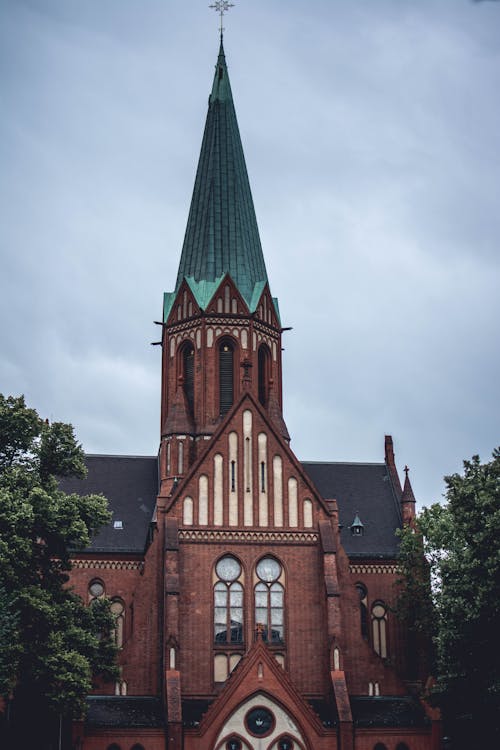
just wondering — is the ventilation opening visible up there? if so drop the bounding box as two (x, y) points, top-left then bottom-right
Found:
(219, 341), (234, 415)
(183, 342), (195, 415)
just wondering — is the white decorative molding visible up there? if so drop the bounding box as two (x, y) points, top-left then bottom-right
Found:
(72, 559), (143, 571)
(178, 529), (318, 544)
(349, 563), (398, 575)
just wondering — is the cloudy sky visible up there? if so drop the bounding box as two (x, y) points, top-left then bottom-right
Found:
(1, 0), (499, 510)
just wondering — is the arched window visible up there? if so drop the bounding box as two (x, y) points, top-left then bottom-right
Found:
(258, 344), (271, 407)
(254, 557), (284, 643)
(396, 744), (410, 750)
(106, 745), (121, 750)
(214, 556), (244, 643)
(131, 745), (145, 750)
(371, 601), (388, 658)
(374, 745), (388, 750)
(219, 339), (235, 415)
(181, 341), (195, 416)
(110, 599), (125, 648)
(356, 583), (368, 640)
(88, 578), (105, 602)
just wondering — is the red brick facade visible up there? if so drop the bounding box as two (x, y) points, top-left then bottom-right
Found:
(68, 39), (441, 750)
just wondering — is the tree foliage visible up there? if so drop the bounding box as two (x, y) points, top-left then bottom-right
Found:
(0, 394), (118, 743)
(399, 448), (500, 748)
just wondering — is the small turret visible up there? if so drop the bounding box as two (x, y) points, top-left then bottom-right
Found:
(401, 465), (417, 525)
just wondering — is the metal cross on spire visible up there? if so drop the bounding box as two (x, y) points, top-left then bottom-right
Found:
(209, 1), (235, 37)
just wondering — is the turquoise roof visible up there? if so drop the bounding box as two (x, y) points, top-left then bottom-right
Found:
(169, 40), (270, 318)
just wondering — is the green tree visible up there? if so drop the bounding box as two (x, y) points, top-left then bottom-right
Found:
(399, 448), (500, 748)
(0, 394), (119, 747)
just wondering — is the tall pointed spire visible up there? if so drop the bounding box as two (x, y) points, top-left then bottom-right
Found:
(174, 41), (269, 311)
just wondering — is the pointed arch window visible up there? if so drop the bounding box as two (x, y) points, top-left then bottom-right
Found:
(214, 556), (244, 644)
(258, 344), (271, 407)
(181, 341), (195, 416)
(254, 556), (284, 643)
(356, 583), (369, 640)
(219, 339), (235, 416)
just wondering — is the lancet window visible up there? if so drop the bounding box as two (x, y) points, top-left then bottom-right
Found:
(219, 339), (235, 416)
(254, 556), (284, 643)
(214, 556), (244, 644)
(181, 341), (194, 415)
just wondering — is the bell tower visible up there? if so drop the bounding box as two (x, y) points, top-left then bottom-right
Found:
(159, 41), (288, 492)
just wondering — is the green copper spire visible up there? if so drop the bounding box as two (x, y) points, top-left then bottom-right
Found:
(174, 40), (269, 312)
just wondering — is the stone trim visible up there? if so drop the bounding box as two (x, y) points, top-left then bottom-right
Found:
(72, 559), (143, 571)
(349, 563), (398, 575)
(179, 529), (318, 544)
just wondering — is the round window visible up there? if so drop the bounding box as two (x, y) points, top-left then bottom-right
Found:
(216, 556), (241, 582)
(89, 580), (104, 598)
(256, 557), (281, 583)
(372, 603), (386, 618)
(245, 706), (275, 736)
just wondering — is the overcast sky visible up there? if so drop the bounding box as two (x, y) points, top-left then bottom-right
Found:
(1, 0), (499, 510)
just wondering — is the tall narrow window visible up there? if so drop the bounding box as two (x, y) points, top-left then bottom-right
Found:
(258, 344), (271, 407)
(371, 601), (388, 658)
(214, 556), (244, 644)
(255, 557), (284, 643)
(356, 583), (369, 640)
(182, 341), (195, 416)
(219, 340), (234, 415)
(111, 599), (125, 648)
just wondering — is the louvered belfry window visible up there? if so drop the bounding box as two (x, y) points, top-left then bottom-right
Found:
(183, 342), (195, 415)
(258, 344), (270, 407)
(219, 340), (234, 415)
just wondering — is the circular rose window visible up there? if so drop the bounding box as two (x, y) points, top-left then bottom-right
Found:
(245, 706), (275, 737)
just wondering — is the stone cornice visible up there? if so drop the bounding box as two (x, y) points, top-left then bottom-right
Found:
(349, 563), (398, 575)
(179, 529), (318, 544)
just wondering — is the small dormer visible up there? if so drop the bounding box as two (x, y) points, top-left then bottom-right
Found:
(350, 512), (364, 537)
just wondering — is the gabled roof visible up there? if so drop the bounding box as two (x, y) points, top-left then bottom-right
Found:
(59, 455), (158, 554)
(302, 461), (402, 558)
(60, 454), (402, 559)
(169, 41), (269, 315)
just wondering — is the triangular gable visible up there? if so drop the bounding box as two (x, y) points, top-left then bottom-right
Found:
(191, 636), (329, 746)
(253, 284), (281, 328)
(164, 278), (202, 326)
(166, 391), (332, 528)
(203, 272), (250, 317)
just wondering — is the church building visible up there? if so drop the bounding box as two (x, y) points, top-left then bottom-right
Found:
(64, 38), (441, 750)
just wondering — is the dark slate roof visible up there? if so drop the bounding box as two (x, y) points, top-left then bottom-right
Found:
(59, 455), (158, 554)
(308, 699), (338, 728)
(351, 696), (430, 728)
(182, 699), (212, 728)
(302, 462), (402, 558)
(169, 40), (269, 315)
(61, 456), (402, 559)
(85, 696), (165, 728)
